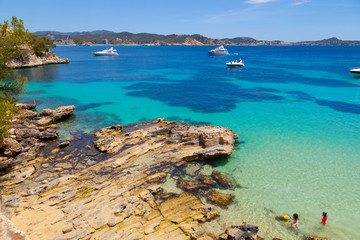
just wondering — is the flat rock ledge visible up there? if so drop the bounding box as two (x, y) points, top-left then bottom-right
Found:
(0, 118), (243, 240)
(0, 104), (75, 170)
(7, 51), (69, 69)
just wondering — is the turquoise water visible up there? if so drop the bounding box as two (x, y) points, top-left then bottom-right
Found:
(19, 46), (360, 239)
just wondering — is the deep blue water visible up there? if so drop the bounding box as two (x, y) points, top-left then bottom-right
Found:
(18, 46), (360, 239)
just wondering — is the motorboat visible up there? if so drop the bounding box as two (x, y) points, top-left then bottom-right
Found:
(92, 47), (118, 56)
(349, 68), (360, 74)
(208, 45), (229, 56)
(226, 59), (244, 67)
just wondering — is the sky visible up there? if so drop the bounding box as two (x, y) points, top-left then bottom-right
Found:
(0, 0), (359, 42)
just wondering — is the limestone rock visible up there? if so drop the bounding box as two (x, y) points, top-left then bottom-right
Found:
(226, 225), (259, 240)
(211, 171), (235, 189)
(27, 179), (60, 195)
(58, 141), (70, 148)
(39, 105), (75, 122)
(14, 128), (40, 140)
(3, 194), (20, 207)
(39, 128), (59, 139)
(16, 103), (36, 110)
(0, 166), (36, 184)
(177, 179), (208, 191)
(0, 212), (30, 240)
(7, 50), (70, 69)
(305, 236), (330, 240)
(0, 138), (23, 157)
(207, 191), (234, 207)
(19, 109), (37, 119)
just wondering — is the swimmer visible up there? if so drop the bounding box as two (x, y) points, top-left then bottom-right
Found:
(292, 213), (299, 229)
(321, 212), (328, 225)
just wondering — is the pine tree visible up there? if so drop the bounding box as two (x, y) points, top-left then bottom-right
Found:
(0, 17), (28, 141)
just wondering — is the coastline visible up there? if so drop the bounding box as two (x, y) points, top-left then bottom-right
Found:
(0, 103), (332, 240)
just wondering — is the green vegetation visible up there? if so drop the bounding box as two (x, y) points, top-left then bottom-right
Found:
(0, 17), (55, 141)
(77, 187), (95, 199)
(28, 33), (56, 56)
(0, 17), (28, 141)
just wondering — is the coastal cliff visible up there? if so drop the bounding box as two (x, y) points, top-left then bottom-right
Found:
(6, 49), (69, 69)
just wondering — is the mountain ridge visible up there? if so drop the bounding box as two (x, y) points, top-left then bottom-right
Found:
(34, 31), (360, 46)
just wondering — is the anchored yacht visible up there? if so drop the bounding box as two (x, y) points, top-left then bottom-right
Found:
(226, 59), (244, 67)
(208, 45), (229, 56)
(92, 47), (118, 56)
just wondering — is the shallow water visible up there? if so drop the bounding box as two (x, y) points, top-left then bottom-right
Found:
(18, 45), (360, 239)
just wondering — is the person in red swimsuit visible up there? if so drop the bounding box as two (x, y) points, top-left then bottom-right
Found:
(321, 212), (328, 225)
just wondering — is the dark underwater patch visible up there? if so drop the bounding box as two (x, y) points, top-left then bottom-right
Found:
(23, 90), (46, 95)
(286, 91), (316, 101)
(125, 81), (284, 113)
(316, 100), (360, 114)
(77, 102), (113, 111)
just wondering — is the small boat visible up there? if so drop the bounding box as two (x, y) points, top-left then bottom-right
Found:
(208, 45), (229, 56)
(349, 68), (360, 74)
(226, 59), (244, 67)
(92, 47), (118, 56)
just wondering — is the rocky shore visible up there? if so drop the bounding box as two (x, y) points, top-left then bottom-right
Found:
(7, 50), (69, 69)
(0, 104), (331, 240)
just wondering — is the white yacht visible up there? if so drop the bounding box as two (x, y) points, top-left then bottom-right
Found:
(92, 47), (118, 56)
(349, 68), (360, 74)
(226, 59), (244, 67)
(208, 45), (229, 56)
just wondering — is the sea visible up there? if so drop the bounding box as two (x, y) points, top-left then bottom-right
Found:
(18, 46), (360, 239)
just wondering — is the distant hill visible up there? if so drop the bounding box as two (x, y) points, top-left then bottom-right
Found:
(34, 30), (360, 46)
(34, 30), (115, 37)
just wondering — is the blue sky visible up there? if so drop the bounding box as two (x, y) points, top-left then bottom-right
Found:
(0, 0), (359, 42)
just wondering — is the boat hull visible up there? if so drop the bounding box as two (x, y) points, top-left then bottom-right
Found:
(208, 51), (229, 56)
(226, 64), (244, 67)
(92, 52), (118, 56)
(350, 68), (360, 74)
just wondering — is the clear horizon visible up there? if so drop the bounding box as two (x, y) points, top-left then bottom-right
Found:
(1, 0), (359, 42)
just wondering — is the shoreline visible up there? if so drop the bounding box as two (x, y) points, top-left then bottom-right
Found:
(0, 104), (331, 240)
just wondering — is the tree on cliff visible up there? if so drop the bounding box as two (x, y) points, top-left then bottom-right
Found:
(0, 17), (28, 141)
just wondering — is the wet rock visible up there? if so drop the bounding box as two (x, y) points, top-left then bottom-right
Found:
(198, 175), (218, 186)
(58, 141), (70, 148)
(207, 191), (234, 207)
(195, 205), (219, 221)
(177, 179), (209, 191)
(109, 124), (122, 131)
(226, 224), (259, 240)
(1, 138), (23, 157)
(212, 171), (234, 189)
(39, 105), (75, 122)
(305, 236), (330, 240)
(39, 128), (58, 139)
